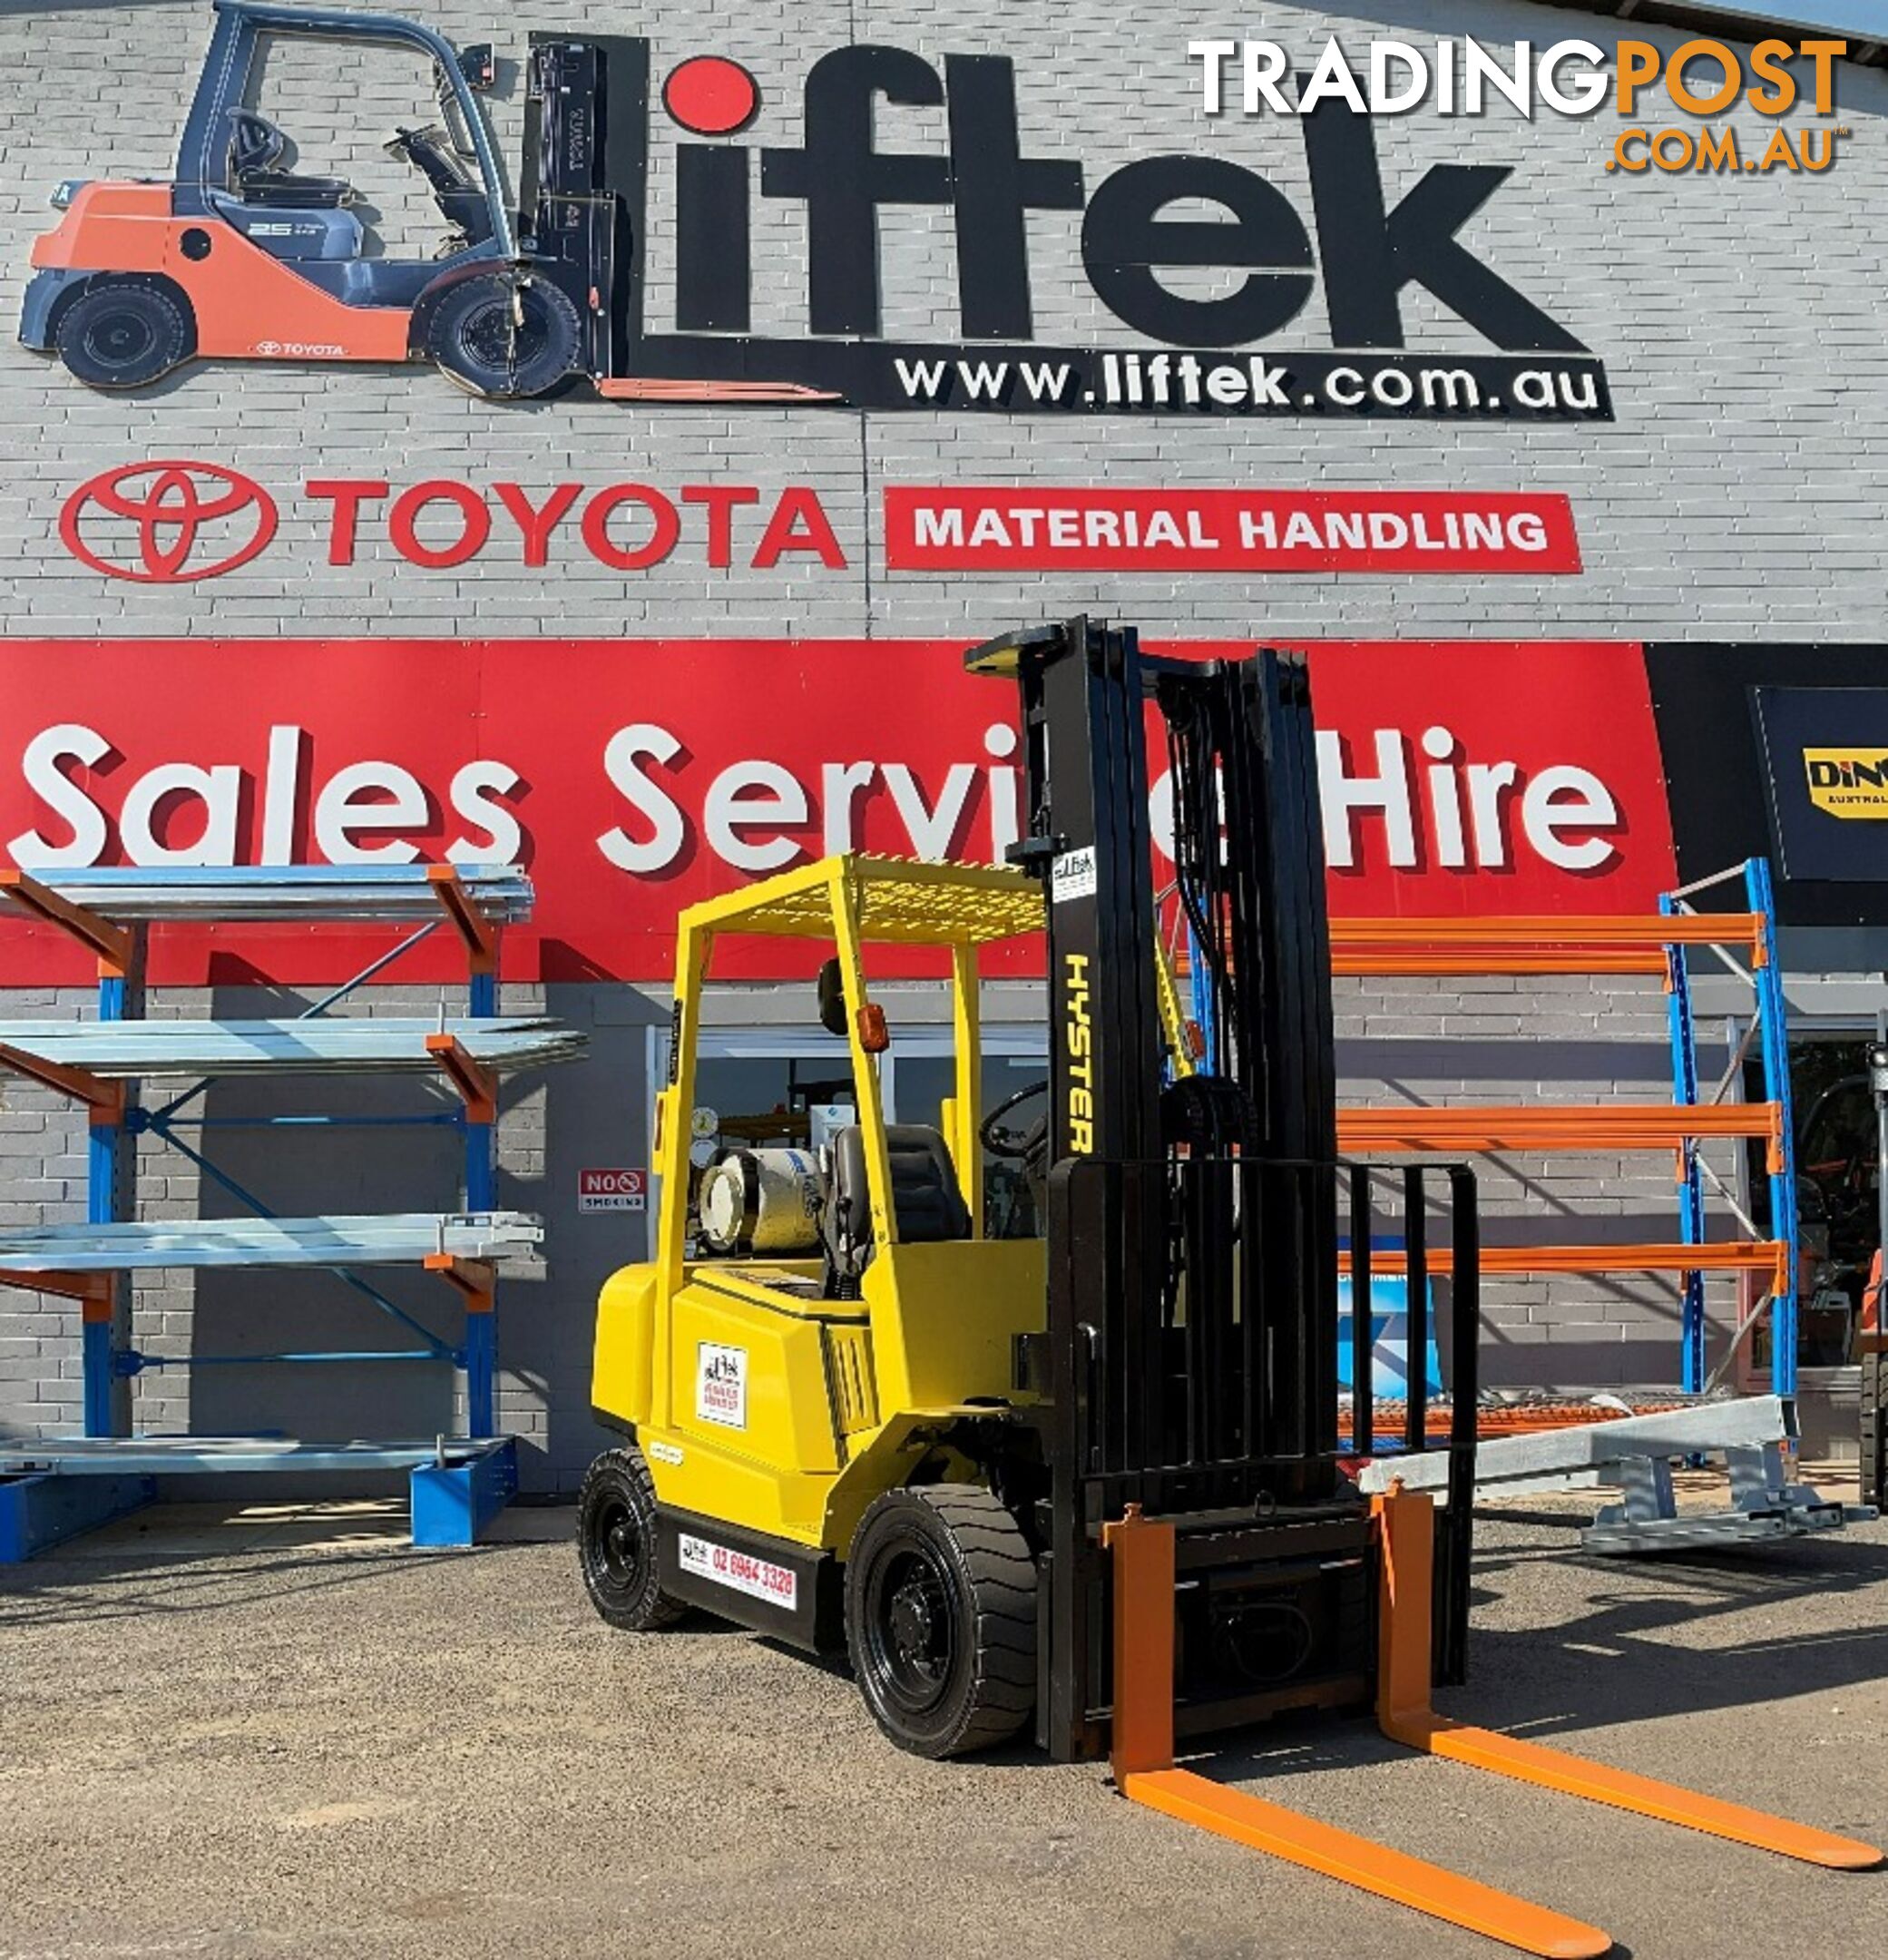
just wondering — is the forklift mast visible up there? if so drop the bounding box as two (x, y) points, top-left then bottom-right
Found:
(521, 33), (648, 383)
(970, 619), (1474, 1760)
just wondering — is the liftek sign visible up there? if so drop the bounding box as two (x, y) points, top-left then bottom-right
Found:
(20, 9), (1619, 414)
(619, 42), (1611, 420)
(0, 639), (1678, 984)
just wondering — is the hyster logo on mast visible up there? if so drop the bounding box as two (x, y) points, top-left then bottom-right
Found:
(622, 42), (1611, 421)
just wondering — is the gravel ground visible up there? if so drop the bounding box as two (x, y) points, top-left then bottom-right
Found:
(2, 1489), (1885, 1960)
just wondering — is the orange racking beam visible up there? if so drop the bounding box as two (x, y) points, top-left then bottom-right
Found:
(426, 865), (499, 975)
(425, 1033), (498, 1125)
(1339, 1240), (1785, 1285)
(0, 1043), (125, 1126)
(0, 869), (133, 978)
(1338, 1101), (1783, 1169)
(1332, 914), (1765, 957)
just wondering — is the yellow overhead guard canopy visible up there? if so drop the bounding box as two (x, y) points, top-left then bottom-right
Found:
(678, 852), (1045, 948)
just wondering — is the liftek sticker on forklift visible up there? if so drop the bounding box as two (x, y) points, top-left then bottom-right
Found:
(695, 1342), (748, 1428)
(678, 1533), (797, 1610)
(1052, 846), (1097, 904)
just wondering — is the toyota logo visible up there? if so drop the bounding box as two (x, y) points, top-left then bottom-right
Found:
(59, 460), (278, 583)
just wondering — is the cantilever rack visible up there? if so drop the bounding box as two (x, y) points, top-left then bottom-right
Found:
(0, 863), (580, 1558)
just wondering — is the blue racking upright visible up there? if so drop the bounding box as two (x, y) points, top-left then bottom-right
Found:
(1663, 857), (1798, 1396)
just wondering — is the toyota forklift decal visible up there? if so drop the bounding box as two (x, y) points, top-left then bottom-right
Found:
(20, 1), (830, 404)
(20, 1), (1611, 417)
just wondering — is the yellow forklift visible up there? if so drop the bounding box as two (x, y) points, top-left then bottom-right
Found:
(581, 620), (1880, 1955)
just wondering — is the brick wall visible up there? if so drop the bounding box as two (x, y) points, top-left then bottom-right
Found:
(0, 0), (1880, 1484)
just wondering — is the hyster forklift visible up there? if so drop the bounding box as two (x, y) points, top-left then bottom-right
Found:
(582, 621), (1880, 1955)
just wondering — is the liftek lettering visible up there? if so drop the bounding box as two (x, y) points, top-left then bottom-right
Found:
(1065, 953), (1095, 1155)
(623, 41), (1611, 421)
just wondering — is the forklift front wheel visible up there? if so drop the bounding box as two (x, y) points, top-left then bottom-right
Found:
(54, 279), (194, 389)
(845, 1485), (1037, 1759)
(576, 1446), (689, 1632)
(425, 273), (581, 399)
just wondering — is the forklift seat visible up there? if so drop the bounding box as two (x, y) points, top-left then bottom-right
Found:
(226, 110), (353, 209)
(822, 1124), (972, 1289)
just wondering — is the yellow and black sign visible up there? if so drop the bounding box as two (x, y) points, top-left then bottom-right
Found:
(1805, 749), (1888, 819)
(1063, 951), (1095, 1155)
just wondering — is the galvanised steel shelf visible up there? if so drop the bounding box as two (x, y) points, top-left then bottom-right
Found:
(0, 863), (535, 924)
(0, 861), (568, 1561)
(0, 1436), (513, 1477)
(0, 1017), (586, 1079)
(0, 1210), (542, 1273)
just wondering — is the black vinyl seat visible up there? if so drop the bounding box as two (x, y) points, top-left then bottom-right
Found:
(227, 110), (352, 208)
(822, 1123), (971, 1293)
(236, 169), (354, 208)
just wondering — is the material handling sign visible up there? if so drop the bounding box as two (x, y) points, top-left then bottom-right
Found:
(885, 488), (1580, 573)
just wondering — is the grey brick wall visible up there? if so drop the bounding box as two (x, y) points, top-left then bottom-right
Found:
(0, 0), (1879, 1483)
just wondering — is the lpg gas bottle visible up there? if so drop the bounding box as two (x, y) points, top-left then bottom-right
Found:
(697, 1147), (824, 1255)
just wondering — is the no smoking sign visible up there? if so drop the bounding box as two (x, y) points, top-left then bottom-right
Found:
(579, 1167), (647, 1214)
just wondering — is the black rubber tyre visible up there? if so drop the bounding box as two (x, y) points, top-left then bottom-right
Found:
(845, 1484), (1037, 1759)
(426, 273), (581, 399)
(55, 279), (193, 389)
(576, 1446), (689, 1632)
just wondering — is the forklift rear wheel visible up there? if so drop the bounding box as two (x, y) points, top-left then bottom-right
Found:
(845, 1485), (1037, 1759)
(426, 274), (581, 399)
(577, 1447), (689, 1631)
(54, 280), (193, 389)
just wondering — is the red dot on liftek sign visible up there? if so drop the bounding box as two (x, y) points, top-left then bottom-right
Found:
(663, 56), (760, 135)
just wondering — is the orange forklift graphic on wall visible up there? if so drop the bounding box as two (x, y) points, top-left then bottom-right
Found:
(18, 0), (826, 403)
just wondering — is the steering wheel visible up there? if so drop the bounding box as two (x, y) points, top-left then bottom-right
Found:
(981, 1078), (1049, 1161)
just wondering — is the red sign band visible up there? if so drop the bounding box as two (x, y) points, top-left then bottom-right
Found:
(884, 487), (1580, 574)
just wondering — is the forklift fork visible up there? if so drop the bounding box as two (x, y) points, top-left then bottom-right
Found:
(1106, 1494), (1881, 1960)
